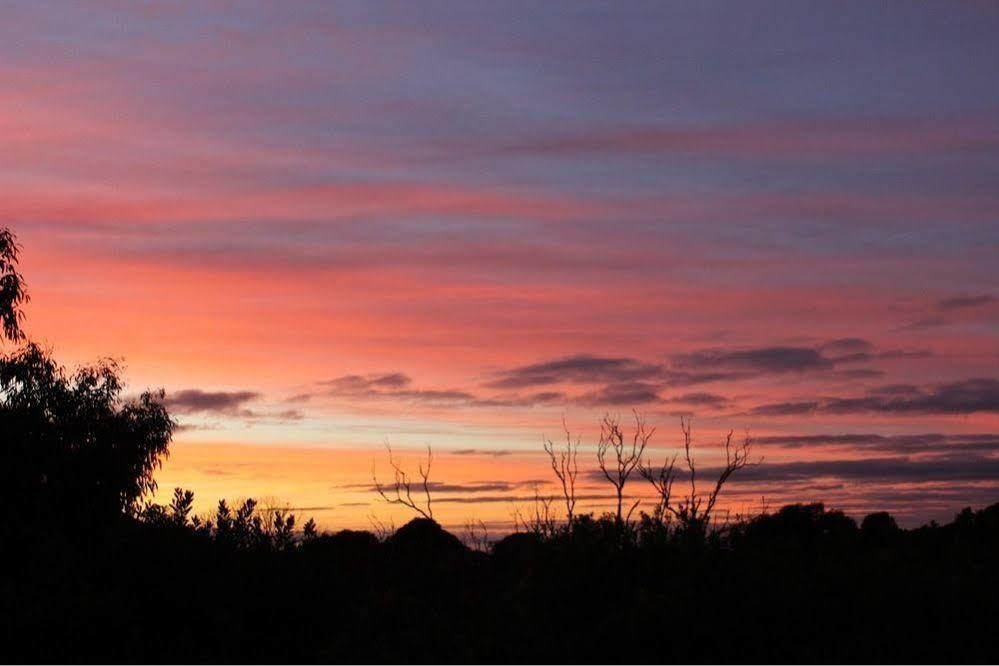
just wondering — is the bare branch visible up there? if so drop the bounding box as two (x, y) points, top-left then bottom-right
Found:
(372, 442), (435, 520)
(543, 416), (579, 526)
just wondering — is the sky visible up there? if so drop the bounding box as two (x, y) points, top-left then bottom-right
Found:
(3, 1), (998, 530)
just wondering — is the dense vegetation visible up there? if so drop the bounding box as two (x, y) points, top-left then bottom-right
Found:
(3, 227), (998, 663)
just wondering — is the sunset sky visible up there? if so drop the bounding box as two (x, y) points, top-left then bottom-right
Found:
(4, 1), (998, 530)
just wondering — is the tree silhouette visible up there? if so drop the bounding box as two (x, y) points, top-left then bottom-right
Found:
(596, 411), (654, 524)
(543, 417), (579, 526)
(0, 227), (174, 531)
(0, 227), (28, 342)
(1, 343), (175, 529)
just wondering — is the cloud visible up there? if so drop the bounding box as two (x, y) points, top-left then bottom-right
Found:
(665, 392), (730, 408)
(671, 346), (835, 374)
(479, 339), (912, 409)
(477, 117), (999, 162)
(898, 316), (948, 331)
(729, 456), (999, 484)
(899, 293), (996, 330)
(751, 378), (999, 416)
(820, 338), (874, 354)
(660, 370), (747, 387)
(672, 343), (927, 376)
(322, 362), (669, 409)
(756, 432), (999, 456)
(316, 338), (934, 412)
(323, 372), (479, 405)
(487, 354), (661, 389)
(835, 368), (886, 379)
(451, 449), (514, 457)
(161, 389), (303, 423)
(825, 379), (999, 415)
(936, 294), (995, 310)
(577, 382), (662, 406)
(163, 389), (261, 415)
(344, 480), (544, 494)
(583, 455), (999, 486)
(322, 373), (413, 393)
(750, 401), (821, 416)
(433, 493), (618, 505)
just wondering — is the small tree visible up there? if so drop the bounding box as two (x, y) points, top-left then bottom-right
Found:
(543, 417), (579, 526)
(302, 517), (318, 541)
(597, 411), (655, 525)
(373, 443), (434, 520)
(168, 487), (196, 526)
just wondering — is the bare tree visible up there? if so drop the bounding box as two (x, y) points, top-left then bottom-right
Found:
(543, 417), (579, 526)
(368, 514), (396, 541)
(372, 443), (434, 520)
(643, 417), (759, 534)
(597, 411), (655, 524)
(511, 485), (559, 539)
(638, 452), (678, 525)
(462, 518), (490, 552)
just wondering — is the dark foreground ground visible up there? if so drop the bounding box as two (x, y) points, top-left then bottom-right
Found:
(3, 501), (998, 664)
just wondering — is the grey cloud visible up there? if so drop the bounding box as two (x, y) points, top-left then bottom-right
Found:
(577, 381), (662, 406)
(163, 389), (261, 415)
(584, 455), (999, 485)
(322, 373), (413, 393)
(162, 389), (303, 423)
(451, 448), (514, 457)
(756, 432), (999, 456)
(434, 492), (618, 505)
(825, 378), (999, 415)
(665, 392), (730, 407)
(323, 372), (480, 406)
(750, 401), (820, 416)
(898, 315), (948, 331)
(672, 346), (834, 374)
(730, 456), (999, 484)
(660, 369), (748, 386)
(487, 354), (661, 389)
(937, 294), (995, 310)
(344, 480), (542, 494)
(899, 294), (995, 330)
(821, 338), (874, 353)
(751, 378), (999, 416)
(835, 368), (885, 379)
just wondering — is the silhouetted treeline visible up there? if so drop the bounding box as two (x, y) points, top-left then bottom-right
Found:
(4, 491), (999, 662)
(3, 226), (999, 662)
